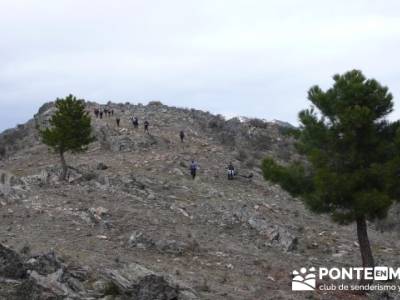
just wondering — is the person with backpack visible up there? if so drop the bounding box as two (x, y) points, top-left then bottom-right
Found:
(227, 162), (235, 180)
(131, 116), (138, 128)
(190, 160), (198, 180)
(179, 130), (185, 143)
(116, 117), (121, 127)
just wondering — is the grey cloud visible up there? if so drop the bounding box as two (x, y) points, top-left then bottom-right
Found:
(1, 0), (400, 131)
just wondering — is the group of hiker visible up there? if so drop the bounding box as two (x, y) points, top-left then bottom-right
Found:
(93, 106), (150, 132)
(128, 115), (149, 133)
(94, 107), (114, 119)
(189, 160), (236, 180)
(93, 106), (238, 181)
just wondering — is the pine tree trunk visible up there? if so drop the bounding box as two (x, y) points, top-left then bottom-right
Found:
(356, 216), (375, 284)
(59, 150), (68, 181)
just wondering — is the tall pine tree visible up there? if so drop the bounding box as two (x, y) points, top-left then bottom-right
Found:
(262, 70), (400, 269)
(39, 95), (95, 180)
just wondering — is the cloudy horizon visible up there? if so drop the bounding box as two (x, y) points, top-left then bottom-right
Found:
(1, 0), (400, 131)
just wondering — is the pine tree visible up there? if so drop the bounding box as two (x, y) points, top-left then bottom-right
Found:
(262, 70), (400, 270)
(39, 95), (95, 180)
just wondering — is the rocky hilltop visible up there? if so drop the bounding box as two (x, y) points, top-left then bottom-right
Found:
(0, 101), (399, 300)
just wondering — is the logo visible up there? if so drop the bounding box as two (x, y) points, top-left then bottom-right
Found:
(292, 267), (316, 291)
(291, 266), (400, 292)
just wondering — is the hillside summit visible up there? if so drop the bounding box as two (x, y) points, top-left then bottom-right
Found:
(0, 101), (399, 299)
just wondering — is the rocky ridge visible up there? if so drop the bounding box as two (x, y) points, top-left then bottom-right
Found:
(0, 101), (399, 299)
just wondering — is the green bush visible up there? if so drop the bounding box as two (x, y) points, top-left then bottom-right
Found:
(262, 158), (313, 197)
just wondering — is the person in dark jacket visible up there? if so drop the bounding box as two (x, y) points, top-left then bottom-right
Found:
(179, 130), (185, 143)
(190, 160), (198, 180)
(227, 162), (235, 180)
(144, 120), (150, 134)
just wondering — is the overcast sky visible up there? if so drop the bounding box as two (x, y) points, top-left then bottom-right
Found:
(1, 0), (400, 131)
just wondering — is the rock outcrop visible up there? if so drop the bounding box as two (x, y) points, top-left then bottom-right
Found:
(0, 243), (196, 300)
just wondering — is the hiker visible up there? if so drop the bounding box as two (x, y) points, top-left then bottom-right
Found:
(116, 117), (120, 127)
(227, 162), (235, 180)
(179, 130), (185, 143)
(111, 109), (114, 116)
(131, 116), (138, 128)
(133, 117), (139, 129)
(99, 110), (103, 119)
(94, 108), (99, 118)
(190, 160), (198, 180)
(144, 120), (149, 133)
(108, 110), (112, 117)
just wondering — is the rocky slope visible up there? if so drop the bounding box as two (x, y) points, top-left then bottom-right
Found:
(0, 101), (399, 300)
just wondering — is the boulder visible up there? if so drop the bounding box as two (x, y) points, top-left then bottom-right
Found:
(88, 206), (109, 223)
(0, 244), (26, 279)
(171, 168), (184, 176)
(97, 163), (109, 170)
(28, 269), (78, 298)
(137, 275), (179, 300)
(104, 263), (179, 300)
(25, 251), (61, 275)
(248, 217), (297, 251)
(128, 231), (154, 249)
(155, 239), (194, 256)
(0, 170), (27, 201)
